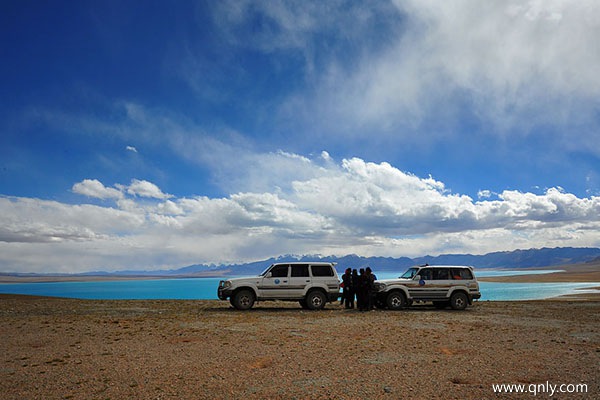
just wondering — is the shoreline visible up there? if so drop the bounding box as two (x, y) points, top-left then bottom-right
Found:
(2, 262), (599, 284)
(0, 272), (228, 284)
(2, 263), (599, 301)
(477, 260), (600, 283)
(477, 262), (600, 301)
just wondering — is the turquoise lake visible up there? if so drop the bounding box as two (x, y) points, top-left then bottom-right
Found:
(0, 270), (597, 301)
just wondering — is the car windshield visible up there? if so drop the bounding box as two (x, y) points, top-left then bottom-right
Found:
(259, 265), (274, 276)
(400, 268), (419, 279)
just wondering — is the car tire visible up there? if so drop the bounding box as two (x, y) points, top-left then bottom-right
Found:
(232, 289), (255, 310)
(305, 290), (326, 310)
(299, 299), (309, 309)
(386, 291), (406, 310)
(449, 292), (468, 310)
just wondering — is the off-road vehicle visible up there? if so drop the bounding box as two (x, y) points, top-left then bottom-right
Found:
(374, 265), (481, 310)
(217, 262), (340, 310)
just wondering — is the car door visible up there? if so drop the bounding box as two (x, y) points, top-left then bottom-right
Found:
(429, 268), (453, 299)
(287, 264), (311, 299)
(259, 264), (290, 299)
(407, 267), (432, 300)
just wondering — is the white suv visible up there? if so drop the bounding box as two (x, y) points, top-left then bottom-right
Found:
(217, 262), (340, 310)
(374, 265), (481, 310)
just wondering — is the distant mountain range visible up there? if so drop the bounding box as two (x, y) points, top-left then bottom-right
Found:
(3, 247), (598, 278)
(73, 246), (600, 277)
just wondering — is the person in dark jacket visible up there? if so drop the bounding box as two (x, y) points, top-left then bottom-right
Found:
(357, 268), (369, 311)
(365, 267), (377, 310)
(350, 269), (359, 309)
(341, 268), (353, 308)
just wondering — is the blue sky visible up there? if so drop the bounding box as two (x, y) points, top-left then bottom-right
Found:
(1, 0), (599, 273)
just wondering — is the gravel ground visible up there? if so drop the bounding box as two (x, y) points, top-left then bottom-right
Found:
(1, 295), (598, 399)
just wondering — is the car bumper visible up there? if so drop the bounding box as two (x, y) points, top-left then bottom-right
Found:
(328, 292), (341, 302)
(218, 282), (233, 300)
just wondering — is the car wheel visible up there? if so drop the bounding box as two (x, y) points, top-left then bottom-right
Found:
(232, 289), (255, 310)
(386, 291), (406, 310)
(450, 292), (468, 310)
(299, 299), (309, 309)
(305, 290), (326, 310)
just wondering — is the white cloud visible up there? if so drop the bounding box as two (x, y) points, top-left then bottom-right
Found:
(156, 200), (184, 216)
(478, 190), (493, 199)
(291, 158), (600, 236)
(253, 0), (600, 153)
(0, 196), (143, 244)
(72, 179), (123, 200)
(125, 179), (172, 199)
(168, 126), (335, 193)
(292, 158), (463, 233)
(72, 178), (172, 201)
(126, 145), (138, 153)
(208, 0), (395, 75)
(2, 154), (599, 273)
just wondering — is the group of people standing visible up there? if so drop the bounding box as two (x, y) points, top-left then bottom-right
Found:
(340, 267), (377, 311)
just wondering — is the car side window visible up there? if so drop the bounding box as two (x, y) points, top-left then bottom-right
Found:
(311, 265), (334, 277)
(452, 268), (473, 280)
(291, 264), (309, 277)
(419, 268), (432, 280)
(270, 265), (289, 278)
(432, 268), (450, 280)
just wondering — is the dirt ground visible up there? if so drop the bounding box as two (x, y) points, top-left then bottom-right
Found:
(1, 295), (598, 399)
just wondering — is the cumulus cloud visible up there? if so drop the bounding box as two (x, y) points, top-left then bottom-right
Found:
(125, 179), (172, 199)
(292, 158), (600, 235)
(72, 179), (172, 200)
(0, 196), (143, 244)
(72, 179), (123, 200)
(2, 154), (599, 273)
(156, 200), (184, 216)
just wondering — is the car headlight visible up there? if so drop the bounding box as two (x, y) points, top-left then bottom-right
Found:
(222, 281), (232, 289)
(374, 282), (386, 291)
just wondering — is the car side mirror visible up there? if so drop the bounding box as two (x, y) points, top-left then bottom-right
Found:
(414, 275), (421, 281)
(266, 272), (272, 278)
